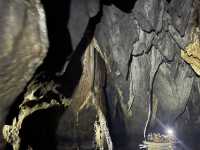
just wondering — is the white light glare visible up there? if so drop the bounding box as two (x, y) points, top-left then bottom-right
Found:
(166, 127), (174, 136)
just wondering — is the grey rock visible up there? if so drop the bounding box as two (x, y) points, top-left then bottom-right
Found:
(134, 0), (165, 32)
(134, 10), (153, 32)
(86, 0), (100, 18)
(174, 77), (200, 149)
(120, 16), (139, 54)
(168, 2), (196, 50)
(68, 0), (90, 50)
(169, 25), (188, 49)
(128, 54), (150, 134)
(154, 31), (178, 61)
(149, 46), (163, 87)
(56, 107), (98, 150)
(0, 0), (48, 123)
(0, 0), (48, 148)
(67, 0), (100, 50)
(168, 0), (193, 37)
(95, 5), (138, 78)
(1, 0), (198, 149)
(155, 0), (165, 33)
(95, 1), (198, 148)
(153, 58), (194, 124)
(189, 77), (200, 127)
(132, 27), (155, 55)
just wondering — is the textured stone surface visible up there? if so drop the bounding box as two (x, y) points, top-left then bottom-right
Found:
(56, 39), (113, 150)
(0, 0), (48, 148)
(68, 0), (90, 50)
(132, 28), (155, 55)
(86, 0), (100, 18)
(168, 0), (193, 36)
(134, 0), (165, 32)
(95, 5), (139, 78)
(181, 27), (200, 76)
(154, 31), (177, 61)
(67, 0), (100, 50)
(3, 38), (113, 150)
(153, 58), (194, 124)
(128, 54), (150, 135)
(2, 0), (200, 149)
(95, 0), (200, 149)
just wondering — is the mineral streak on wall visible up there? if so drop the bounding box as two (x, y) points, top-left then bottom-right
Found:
(181, 28), (200, 76)
(0, 0), (48, 148)
(1, 0), (200, 149)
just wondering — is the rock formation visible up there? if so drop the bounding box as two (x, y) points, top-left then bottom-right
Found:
(0, 0), (200, 149)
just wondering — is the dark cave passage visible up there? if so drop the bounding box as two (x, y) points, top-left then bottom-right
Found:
(38, 0), (73, 74)
(19, 106), (66, 150)
(1, 0), (200, 150)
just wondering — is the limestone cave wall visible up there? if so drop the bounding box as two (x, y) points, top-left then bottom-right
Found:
(0, 0), (200, 150)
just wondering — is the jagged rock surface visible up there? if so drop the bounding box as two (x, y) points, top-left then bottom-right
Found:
(95, 0), (200, 149)
(1, 0), (200, 150)
(0, 0), (48, 148)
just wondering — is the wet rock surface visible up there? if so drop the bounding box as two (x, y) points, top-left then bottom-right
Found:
(95, 0), (200, 149)
(0, 0), (48, 148)
(1, 0), (200, 150)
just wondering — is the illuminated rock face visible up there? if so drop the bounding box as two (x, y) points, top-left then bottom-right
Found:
(181, 28), (200, 76)
(1, 0), (200, 150)
(0, 0), (48, 148)
(95, 0), (200, 149)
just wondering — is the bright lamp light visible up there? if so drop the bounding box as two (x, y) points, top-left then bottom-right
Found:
(166, 127), (174, 136)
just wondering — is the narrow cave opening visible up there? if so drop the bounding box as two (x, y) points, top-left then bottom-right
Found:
(111, 0), (137, 13)
(19, 106), (66, 150)
(5, 0), (73, 131)
(5, 1), (104, 150)
(37, 0), (73, 75)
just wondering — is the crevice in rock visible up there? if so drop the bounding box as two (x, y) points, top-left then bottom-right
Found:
(5, 0), (74, 128)
(173, 81), (194, 125)
(144, 58), (164, 139)
(56, 3), (103, 98)
(4, 1), (104, 150)
(36, 0), (73, 75)
(126, 54), (133, 81)
(166, 0), (172, 3)
(145, 57), (175, 138)
(3, 0), (200, 149)
(110, 0), (137, 13)
(19, 106), (66, 150)
(101, 0), (137, 13)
